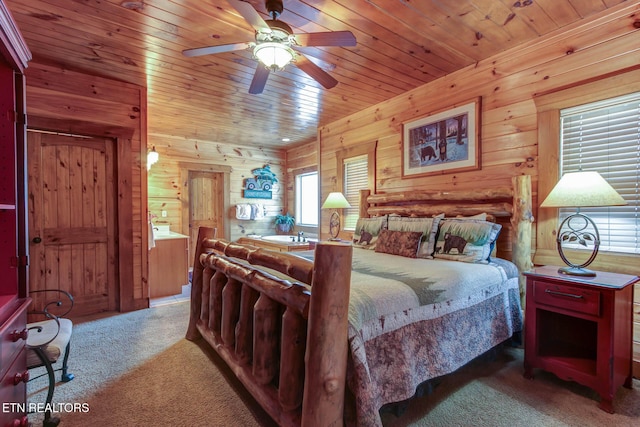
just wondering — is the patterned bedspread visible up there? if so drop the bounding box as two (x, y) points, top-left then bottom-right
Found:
(342, 249), (523, 426)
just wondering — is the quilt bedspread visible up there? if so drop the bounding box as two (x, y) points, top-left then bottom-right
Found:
(345, 249), (522, 426)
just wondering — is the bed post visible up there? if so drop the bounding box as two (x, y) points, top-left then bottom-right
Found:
(359, 189), (371, 219)
(186, 226), (216, 341)
(301, 241), (353, 427)
(511, 175), (534, 308)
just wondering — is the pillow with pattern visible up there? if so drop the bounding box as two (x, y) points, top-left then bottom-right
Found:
(387, 213), (444, 258)
(352, 216), (387, 249)
(374, 229), (423, 258)
(433, 219), (501, 263)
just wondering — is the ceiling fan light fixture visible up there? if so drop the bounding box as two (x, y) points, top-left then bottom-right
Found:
(254, 42), (294, 71)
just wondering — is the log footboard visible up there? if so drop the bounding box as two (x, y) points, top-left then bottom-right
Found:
(187, 230), (352, 427)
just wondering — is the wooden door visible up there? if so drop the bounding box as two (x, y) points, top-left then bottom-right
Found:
(27, 131), (118, 317)
(188, 171), (224, 266)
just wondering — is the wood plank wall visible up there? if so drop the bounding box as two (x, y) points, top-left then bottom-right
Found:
(285, 139), (318, 231)
(147, 135), (286, 242)
(317, 4), (640, 374)
(25, 61), (147, 311)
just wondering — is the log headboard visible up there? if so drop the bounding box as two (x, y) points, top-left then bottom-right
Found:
(358, 175), (534, 303)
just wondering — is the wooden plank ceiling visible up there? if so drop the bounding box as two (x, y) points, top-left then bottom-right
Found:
(5, 0), (627, 148)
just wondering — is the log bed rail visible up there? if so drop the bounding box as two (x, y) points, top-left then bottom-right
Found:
(186, 236), (353, 426)
(186, 174), (533, 426)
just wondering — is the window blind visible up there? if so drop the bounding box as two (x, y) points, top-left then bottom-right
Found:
(343, 154), (368, 231)
(560, 92), (640, 254)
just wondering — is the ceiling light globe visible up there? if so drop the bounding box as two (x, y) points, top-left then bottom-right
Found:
(254, 43), (294, 70)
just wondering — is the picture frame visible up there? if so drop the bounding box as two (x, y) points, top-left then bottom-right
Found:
(402, 97), (481, 178)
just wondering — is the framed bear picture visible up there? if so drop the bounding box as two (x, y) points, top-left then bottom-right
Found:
(402, 98), (481, 178)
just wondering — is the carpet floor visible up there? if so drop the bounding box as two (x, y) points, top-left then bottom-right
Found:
(26, 301), (639, 426)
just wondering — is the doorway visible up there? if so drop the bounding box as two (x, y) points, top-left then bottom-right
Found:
(180, 163), (230, 267)
(27, 131), (118, 317)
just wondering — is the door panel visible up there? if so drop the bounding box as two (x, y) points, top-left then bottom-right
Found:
(188, 171), (224, 266)
(28, 131), (117, 317)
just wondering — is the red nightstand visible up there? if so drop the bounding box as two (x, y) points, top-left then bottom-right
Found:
(523, 266), (637, 413)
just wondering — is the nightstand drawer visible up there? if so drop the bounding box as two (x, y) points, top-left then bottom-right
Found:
(0, 307), (28, 380)
(532, 280), (601, 317)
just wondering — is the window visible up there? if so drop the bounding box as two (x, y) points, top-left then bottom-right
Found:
(295, 171), (318, 226)
(559, 92), (639, 254)
(334, 142), (376, 234)
(342, 155), (368, 230)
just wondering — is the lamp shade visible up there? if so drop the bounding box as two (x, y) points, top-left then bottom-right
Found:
(321, 192), (351, 209)
(254, 42), (294, 70)
(540, 171), (626, 208)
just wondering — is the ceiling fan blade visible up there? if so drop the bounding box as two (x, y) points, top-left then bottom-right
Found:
(227, 0), (271, 33)
(295, 54), (338, 89)
(249, 64), (270, 94)
(182, 42), (251, 57)
(292, 46), (336, 71)
(293, 31), (356, 47)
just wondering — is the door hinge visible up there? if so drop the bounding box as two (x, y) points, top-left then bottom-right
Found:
(11, 256), (29, 267)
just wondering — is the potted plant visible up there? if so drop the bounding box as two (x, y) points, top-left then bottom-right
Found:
(275, 212), (295, 234)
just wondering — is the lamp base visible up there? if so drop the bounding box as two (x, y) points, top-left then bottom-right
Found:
(555, 212), (600, 279)
(557, 266), (596, 277)
(328, 211), (341, 240)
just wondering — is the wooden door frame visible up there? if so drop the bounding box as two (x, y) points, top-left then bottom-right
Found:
(27, 116), (137, 312)
(179, 162), (231, 245)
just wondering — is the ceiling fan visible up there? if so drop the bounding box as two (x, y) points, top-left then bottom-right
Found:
(182, 0), (356, 94)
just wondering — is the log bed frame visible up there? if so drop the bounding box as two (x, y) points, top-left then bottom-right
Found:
(186, 175), (533, 426)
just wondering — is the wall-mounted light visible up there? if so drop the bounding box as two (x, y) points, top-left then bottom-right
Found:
(147, 146), (159, 170)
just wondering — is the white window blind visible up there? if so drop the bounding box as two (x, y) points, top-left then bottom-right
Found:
(343, 154), (368, 231)
(560, 92), (640, 254)
(295, 171), (318, 226)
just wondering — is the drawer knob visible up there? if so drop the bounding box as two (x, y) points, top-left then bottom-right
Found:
(12, 416), (29, 427)
(13, 370), (29, 385)
(10, 328), (28, 342)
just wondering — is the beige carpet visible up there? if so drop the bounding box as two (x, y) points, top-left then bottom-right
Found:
(27, 301), (639, 426)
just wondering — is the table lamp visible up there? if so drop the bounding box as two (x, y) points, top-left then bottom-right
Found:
(540, 171), (626, 277)
(321, 192), (351, 240)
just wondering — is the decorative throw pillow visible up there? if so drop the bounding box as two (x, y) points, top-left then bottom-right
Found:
(374, 229), (424, 258)
(433, 219), (502, 263)
(352, 216), (387, 249)
(387, 213), (444, 258)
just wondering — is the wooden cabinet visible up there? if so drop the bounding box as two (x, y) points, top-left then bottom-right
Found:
(0, 2), (31, 425)
(523, 266), (637, 413)
(149, 236), (189, 298)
